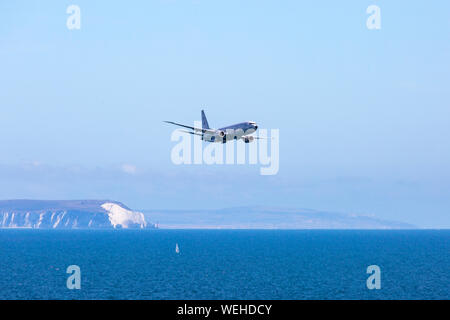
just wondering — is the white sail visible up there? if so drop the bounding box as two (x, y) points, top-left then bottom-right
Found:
(175, 243), (180, 254)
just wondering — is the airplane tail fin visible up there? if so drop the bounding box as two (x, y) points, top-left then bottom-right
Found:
(201, 110), (210, 129)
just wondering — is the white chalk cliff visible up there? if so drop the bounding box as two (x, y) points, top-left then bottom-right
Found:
(101, 202), (147, 229)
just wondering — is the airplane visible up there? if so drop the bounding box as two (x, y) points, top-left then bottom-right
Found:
(164, 110), (259, 143)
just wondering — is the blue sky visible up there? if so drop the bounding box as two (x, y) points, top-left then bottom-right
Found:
(1, 1), (449, 227)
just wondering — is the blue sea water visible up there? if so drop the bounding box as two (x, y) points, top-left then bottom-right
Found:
(0, 230), (448, 300)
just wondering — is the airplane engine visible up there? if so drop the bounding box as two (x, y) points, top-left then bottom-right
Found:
(242, 136), (255, 143)
(217, 130), (226, 138)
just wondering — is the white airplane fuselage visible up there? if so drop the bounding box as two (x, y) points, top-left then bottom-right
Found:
(202, 121), (258, 143)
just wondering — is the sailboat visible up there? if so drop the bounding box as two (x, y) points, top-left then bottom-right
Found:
(175, 243), (180, 254)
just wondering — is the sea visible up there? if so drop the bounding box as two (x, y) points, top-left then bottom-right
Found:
(0, 230), (448, 300)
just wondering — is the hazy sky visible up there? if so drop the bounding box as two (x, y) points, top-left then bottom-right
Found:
(1, 1), (449, 227)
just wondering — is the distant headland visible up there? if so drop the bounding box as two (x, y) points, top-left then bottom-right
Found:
(142, 206), (416, 229)
(0, 200), (155, 229)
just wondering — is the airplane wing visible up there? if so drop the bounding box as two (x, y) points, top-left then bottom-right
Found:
(163, 121), (216, 134)
(179, 130), (203, 136)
